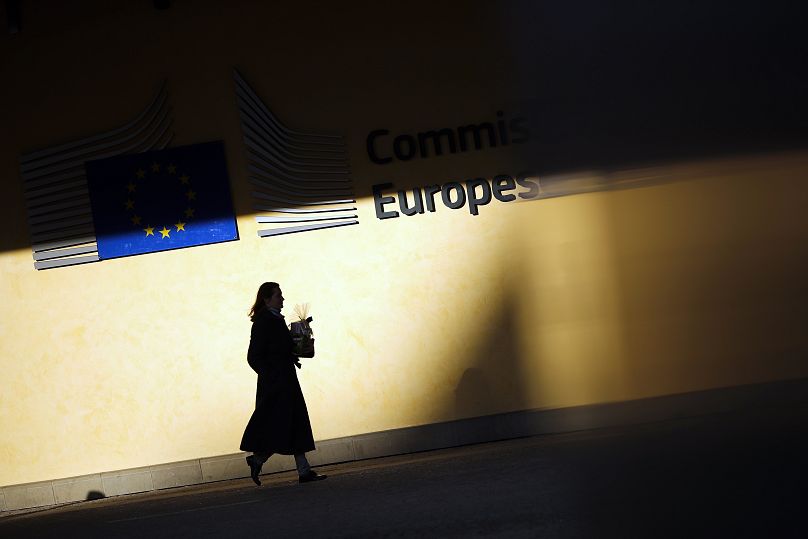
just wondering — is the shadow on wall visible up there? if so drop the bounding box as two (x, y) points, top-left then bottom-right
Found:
(86, 490), (105, 501)
(453, 273), (529, 420)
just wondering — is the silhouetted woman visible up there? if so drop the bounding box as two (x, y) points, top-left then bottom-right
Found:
(240, 281), (326, 485)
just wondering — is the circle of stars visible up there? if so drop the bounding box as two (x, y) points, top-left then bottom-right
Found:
(124, 161), (197, 240)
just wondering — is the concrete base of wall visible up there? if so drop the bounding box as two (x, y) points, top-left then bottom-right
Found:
(3, 376), (807, 513)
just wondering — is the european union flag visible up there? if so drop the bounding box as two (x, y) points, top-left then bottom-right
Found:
(86, 141), (239, 260)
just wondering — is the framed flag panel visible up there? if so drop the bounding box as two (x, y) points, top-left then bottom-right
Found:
(86, 141), (238, 260)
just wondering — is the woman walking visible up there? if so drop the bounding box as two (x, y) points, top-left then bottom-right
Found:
(240, 281), (326, 485)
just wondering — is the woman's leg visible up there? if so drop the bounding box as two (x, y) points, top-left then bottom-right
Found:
(254, 452), (271, 465)
(293, 453), (311, 476)
(246, 452), (272, 486)
(295, 453), (327, 483)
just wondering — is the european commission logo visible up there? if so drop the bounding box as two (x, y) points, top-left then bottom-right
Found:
(85, 142), (238, 260)
(19, 82), (183, 270)
(20, 74), (357, 270)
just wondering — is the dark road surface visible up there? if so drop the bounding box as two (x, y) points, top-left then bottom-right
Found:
(2, 404), (806, 538)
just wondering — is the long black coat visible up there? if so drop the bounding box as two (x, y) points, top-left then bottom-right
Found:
(239, 309), (315, 455)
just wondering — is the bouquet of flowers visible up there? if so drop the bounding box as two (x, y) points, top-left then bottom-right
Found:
(289, 303), (315, 358)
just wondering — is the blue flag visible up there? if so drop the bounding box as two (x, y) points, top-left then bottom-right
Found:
(86, 142), (238, 260)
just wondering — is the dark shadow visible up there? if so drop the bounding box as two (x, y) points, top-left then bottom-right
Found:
(85, 490), (105, 501)
(2, 2), (807, 255)
(450, 264), (530, 421)
(455, 368), (489, 418)
(499, 2), (808, 174)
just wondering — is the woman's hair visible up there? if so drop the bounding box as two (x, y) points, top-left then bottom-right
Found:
(249, 281), (279, 321)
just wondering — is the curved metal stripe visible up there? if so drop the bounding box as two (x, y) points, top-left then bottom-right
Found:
(77, 113), (172, 168)
(233, 71), (344, 143)
(253, 205), (356, 214)
(235, 88), (345, 150)
(248, 165), (352, 188)
(27, 198), (92, 218)
(238, 106), (348, 159)
(238, 107), (347, 158)
(31, 224), (95, 243)
(246, 160), (351, 189)
(21, 81), (167, 163)
(34, 255), (100, 270)
(20, 89), (169, 175)
(25, 178), (88, 199)
(30, 216), (93, 235)
(251, 191), (354, 205)
(22, 134), (165, 190)
(240, 119), (350, 169)
(33, 245), (98, 261)
(24, 167), (87, 191)
(26, 190), (90, 210)
(236, 87), (344, 148)
(28, 206), (92, 225)
(246, 146), (350, 180)
(252, 187), (352, 201)
(256, 213), (357, 223)
(22, 113), (170, 195)
(244, 135), (350, 177)
(23, 120), (168, 190)
(22, 100), (171, 181)
(239, 109), (348, 162)
(257, 220), (358, 237)
(33, 236), (97, 252)
(23, 106), (170, 186)
(249, 175), (353, 196)
(247, 163), (350, 187)
(247, 159), (351, 185)
(250, 183), (351, 202)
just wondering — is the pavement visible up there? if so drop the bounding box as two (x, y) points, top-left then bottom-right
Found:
(1, 403), (806, 538)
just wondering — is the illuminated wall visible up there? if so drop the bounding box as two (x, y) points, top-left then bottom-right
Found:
(1, 2), (807, 487)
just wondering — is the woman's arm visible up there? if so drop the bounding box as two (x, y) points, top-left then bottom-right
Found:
(246, 317), (271, 372)
(249, 315), (300, 370)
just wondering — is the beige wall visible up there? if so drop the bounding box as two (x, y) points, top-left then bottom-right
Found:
(1, 2), (807, 487)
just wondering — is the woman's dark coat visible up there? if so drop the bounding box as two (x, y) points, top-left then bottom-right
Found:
(240, 308), (315, 455)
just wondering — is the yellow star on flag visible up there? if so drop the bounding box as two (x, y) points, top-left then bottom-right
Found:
(144, 226), (155, 237)
(124, 199), (135, 210)
(136, 169), (145, 179)
(186, 189), (196, 201)
(175, 221), (186, 232)
(184, 207), (195, 218)
(151, 162), (161, 173)
(159, 226), (171, 239)
(131, 215), (142, 225)
(127, 182), (136, 193)
(168, 164), (177, 174)
(179, 174), (190, 185)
